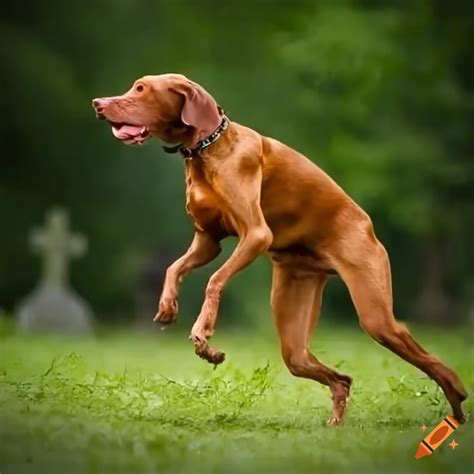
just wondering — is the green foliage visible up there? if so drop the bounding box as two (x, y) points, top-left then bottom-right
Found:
(8, 352), (272, 426)
(279, 2), (473, 237)
(0, 0), (472, 322)
(1, 325), (473, 473)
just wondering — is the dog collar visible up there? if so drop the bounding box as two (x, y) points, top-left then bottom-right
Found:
(162, 116), (229, 159)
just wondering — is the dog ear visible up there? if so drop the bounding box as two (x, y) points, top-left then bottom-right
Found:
(173, 79), (222, 147)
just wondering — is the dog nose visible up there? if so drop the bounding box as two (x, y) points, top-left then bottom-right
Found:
(92, 98), (107, 119)
(92, 98), (104, 110)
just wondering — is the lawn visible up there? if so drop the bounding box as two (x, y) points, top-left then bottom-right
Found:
(0, 320), (472, 474)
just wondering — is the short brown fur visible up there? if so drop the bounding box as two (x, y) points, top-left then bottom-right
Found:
(93, 74), (467, 425)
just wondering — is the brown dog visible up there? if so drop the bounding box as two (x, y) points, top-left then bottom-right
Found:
(92, 73), (467, 425)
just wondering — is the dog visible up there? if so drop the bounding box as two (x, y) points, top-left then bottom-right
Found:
(92, 73), (467, 425)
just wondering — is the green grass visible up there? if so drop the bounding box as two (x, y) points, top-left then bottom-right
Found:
(0, 321), (473, 474)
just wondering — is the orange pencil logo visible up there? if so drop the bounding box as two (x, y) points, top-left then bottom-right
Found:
(415, 416), (459, 459)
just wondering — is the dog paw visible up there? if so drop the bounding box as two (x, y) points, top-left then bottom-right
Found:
(153, 296), (178, 324)
(197, 346), (226, 366)
(327, 377), (351, 426)
(327, 415), (342, 426)
(189, 333), (225, 366)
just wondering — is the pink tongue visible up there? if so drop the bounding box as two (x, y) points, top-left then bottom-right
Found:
(112, 124), (142, 140)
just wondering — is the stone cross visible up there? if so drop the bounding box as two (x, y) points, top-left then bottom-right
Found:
(30, 208), (87, 286)
(16, 208), (92, 334)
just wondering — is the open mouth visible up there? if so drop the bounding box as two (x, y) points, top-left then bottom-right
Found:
(109, 122), (151, 145)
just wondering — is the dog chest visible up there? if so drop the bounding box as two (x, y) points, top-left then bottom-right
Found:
(184, 163), (229, 235)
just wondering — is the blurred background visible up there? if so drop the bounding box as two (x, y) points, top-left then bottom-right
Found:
(1, 0), (473, 329)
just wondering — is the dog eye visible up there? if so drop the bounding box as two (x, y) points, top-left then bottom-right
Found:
(136, 84), (144, 92)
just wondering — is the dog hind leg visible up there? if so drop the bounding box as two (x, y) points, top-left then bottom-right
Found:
(271, 264), (352, 425)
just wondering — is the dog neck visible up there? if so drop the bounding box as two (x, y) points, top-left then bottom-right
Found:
(162, 116), (230, 159)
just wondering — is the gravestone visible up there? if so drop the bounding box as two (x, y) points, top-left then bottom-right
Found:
(16, 208), (93, 334)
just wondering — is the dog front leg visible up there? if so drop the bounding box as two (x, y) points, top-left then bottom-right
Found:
(190, 226), (272, 364)
(188, 159), (272, 364)
(154, 231), (221, 324)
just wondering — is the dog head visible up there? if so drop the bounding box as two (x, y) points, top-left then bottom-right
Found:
(92, 73), (222, 147)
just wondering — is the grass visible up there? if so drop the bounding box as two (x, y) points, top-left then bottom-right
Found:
(0, 320), (473, 474)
